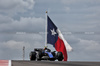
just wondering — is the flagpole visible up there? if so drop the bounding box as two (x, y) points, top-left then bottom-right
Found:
(45, 11), (48, 48)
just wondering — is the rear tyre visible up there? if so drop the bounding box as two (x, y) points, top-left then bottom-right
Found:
(30, 52), (36, 61)
(57, 52), (63, 61)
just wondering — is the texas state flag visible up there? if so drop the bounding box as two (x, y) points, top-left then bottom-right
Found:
(47, 15), (72, 61)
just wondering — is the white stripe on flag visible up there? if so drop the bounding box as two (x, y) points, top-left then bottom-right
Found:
(57, 29), (73, 52)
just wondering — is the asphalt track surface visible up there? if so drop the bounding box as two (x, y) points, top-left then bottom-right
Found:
(12, 60), (100, 66)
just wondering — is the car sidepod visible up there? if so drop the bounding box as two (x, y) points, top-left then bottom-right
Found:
(45, 52), (53, 58)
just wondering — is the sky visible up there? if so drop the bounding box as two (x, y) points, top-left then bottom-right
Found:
(0, 0), (100, 61)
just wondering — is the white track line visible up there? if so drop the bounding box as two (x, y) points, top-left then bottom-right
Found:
(9, 60), (11, 66)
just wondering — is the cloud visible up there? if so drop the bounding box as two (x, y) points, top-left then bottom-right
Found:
(1, 38), (44, 50)
(61, 0), (100, 14)
(68, 38), (100, 61)
(0, 40), (30, 60)
(12, 17), (45, 32)
(61, 0), (100, 5)
(59, 0), (100, 34)
(0, 0), (35, 15)
(0, 15), (13, 24)
(0, 15), (45, 32)
(0, 13), (45, 60)
(62, 0), (81, 4)
(65, 7), (70, 13)
(2, 40), (30, 50)
(0, 33), (44, 60)
(78, 39), (100, 51)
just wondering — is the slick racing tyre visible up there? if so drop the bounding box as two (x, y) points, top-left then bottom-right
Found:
(57, 52), (64, 61)
(30, 52), (36, 61)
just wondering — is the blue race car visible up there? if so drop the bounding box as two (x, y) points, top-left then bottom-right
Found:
(29, 48), (64, 61)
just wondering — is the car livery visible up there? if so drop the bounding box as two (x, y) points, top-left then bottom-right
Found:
(29, 48), (64, 61)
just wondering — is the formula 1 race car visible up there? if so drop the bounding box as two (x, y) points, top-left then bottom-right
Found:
(29, 48), (64, 61)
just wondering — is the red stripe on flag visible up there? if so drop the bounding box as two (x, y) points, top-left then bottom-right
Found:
(0, 60), (9, 66)
(55, 37), (68, 61)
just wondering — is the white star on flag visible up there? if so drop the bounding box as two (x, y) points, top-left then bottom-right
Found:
(50, 28), (57, 36)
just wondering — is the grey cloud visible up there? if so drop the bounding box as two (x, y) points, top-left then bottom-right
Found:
(0, 15), (45, 32)
(68, 38), (100, 61)
(0, 14), (45, 60)
(0, 15), (13, 24)
(0, 33), (45, 60)
(62, 0), (100, 5)
(0, 0), (35, 15)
